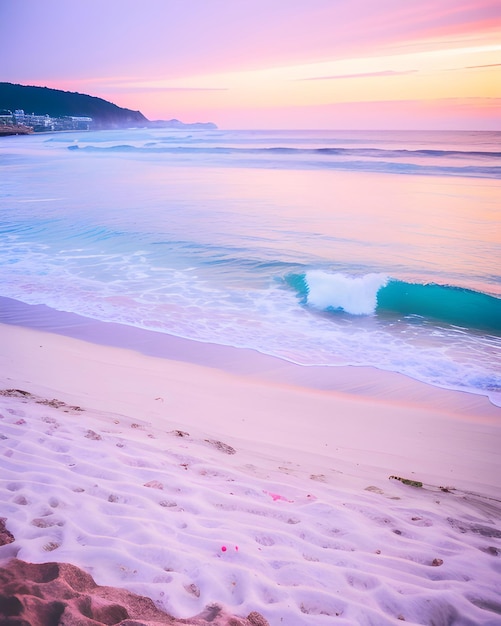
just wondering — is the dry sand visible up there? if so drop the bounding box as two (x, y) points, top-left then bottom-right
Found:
(1, 319), (500, 625)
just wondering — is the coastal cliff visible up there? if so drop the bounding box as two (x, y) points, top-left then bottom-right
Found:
(0, 83), (217, 131)
(0, 83), (148, 129)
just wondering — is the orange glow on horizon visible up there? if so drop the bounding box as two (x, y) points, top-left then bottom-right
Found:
(8, 2), (501, 130)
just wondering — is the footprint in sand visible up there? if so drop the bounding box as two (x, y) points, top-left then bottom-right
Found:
(41, 416), (60, 434)
(255, 535), (275, 547)
(204, 439), (236, 455)
(479, 546), (499, 556)
(310, 474), (326, 482)
(30, 517), (64, 529)
(346, 573), (380, 591)
(85, 430), (102, 441)
(6, 482), (23, 492)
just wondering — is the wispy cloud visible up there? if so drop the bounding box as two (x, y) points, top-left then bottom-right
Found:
(440, 61), (501, 72)
(106, 86), (229, 93)
(297, 69), (418, 81)
(8, 1), (498, 128)
(465, 62), (501, 68)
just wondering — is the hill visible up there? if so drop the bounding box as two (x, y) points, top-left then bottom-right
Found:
(0, 83), (149, 129)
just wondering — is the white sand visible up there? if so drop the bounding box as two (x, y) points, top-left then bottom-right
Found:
(1, 322), (501, 625)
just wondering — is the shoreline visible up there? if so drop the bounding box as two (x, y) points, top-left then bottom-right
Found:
(1, 295), (499, 417)
(1, 296), (500, 497)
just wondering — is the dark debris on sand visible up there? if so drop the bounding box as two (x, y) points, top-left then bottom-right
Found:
(0, 389), (83, 412)
(0, 519), (15, 547)
(0, 559), (269, 626)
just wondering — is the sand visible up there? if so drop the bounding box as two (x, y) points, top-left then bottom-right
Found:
(1, 316), (500, 625)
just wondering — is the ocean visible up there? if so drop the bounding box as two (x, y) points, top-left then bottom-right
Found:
(1, 128), (500, 406)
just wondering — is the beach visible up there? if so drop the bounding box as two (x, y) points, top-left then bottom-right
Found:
(1, 315), (501, 625)
(1, 127), (500, 624)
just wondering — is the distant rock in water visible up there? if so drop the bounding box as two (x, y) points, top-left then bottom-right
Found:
(149, 118), (218, 130)
(0, 83), (217, 131)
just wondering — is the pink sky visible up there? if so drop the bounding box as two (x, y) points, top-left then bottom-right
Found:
(1, 0), (500, 129)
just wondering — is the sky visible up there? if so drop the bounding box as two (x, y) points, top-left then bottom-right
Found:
(1, 0), (500, 130)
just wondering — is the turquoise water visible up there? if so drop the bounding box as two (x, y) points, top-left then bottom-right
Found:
(1, 129), (500, 404)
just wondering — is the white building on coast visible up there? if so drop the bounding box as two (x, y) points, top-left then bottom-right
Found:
(12, 109), (93, 131)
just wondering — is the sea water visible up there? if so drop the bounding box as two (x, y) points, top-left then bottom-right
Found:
(1, 129), (500, 405)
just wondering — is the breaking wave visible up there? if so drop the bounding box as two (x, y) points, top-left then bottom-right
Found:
(287, 271), (501, 334)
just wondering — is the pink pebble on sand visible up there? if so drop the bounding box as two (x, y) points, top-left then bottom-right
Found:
(263, 490), (294, 503)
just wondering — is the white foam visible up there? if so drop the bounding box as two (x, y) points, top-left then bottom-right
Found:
(305, 270), (389, 315)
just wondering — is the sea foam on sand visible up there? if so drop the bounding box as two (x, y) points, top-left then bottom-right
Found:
(1, 322), (501, 625)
